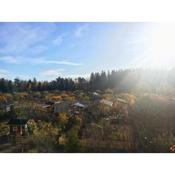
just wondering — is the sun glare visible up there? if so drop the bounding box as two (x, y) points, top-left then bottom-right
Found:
(139, 23), (175, 69)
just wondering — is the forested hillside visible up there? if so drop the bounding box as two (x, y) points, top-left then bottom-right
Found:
(1, 68), (175, 94)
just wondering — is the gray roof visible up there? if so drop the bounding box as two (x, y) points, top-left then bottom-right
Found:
(73, 102), (85, 108)
(93, 92), (99, 96)
(100, 99), (113, 107)
(116, 98), (127, 104)
(42, 105), (51, 108)
(54, 101), (61, 104)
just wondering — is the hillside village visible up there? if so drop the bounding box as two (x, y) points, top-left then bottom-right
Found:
(1, 68), (175, 153)
(1, 87), (175, 153)
(0, 90), (136, 152)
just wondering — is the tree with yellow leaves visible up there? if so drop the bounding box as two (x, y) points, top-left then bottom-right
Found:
(57, 112), (69, 130)
(27, 121), (60, 152)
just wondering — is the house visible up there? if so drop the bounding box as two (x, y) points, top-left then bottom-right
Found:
(91, 92), (101, 101)
(100, 99), (113, 107)
(92, 92), (101, 98)
(112, 98), (127, 108)
(116, 98), (127, 104)
(73, 102), (85, 108)
(8, 118), (28, 136)
(42, 104), (52, 109)
(0, 103), (14, 113)
(5, 103), (14, 112)
(54, 101), (70, 113)
(100, 98), (127, 108)
(70, 102), (86, 115)
(93, 92), (99, 96)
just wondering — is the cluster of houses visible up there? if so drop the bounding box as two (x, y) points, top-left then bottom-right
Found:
(100, 97), (127, 107)
(40, 91), (128, 119)
(41, 100), (86, 115)
(0, 91), (129, 147)
(100, 97), (128, 121)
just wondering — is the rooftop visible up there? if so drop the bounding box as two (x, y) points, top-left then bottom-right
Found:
(73, 102), (85, 108)
(100, 99), (113, 107)
(54, 101), (61, 104)
(116, 98), (127, 104)
(93, 92), (100, 96)
(8, 118), (28, 125)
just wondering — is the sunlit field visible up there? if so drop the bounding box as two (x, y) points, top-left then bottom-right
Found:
(0, 22), (175, 153)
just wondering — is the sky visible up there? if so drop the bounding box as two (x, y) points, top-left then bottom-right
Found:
(0, 22), (175, 81)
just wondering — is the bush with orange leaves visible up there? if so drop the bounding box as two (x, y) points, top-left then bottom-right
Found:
(0, 94), (7, 104)
(0, 93), (13, 105)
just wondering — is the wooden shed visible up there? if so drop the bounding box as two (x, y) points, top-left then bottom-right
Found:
(8, 118), (28, 136)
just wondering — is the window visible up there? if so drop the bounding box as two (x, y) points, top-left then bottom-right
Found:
(13, 126), (17, 132)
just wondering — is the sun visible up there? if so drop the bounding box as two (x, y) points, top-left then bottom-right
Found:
(138, 23), (175, 69)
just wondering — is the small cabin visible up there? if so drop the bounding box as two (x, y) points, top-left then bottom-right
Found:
(72, 102), (86, 112)
(116, 98), (127, 104)
(113, 98), (127, 108)
(0, 103), (14, 113)
(100, 99), (113, 107)
(93, 92), (99, 96)
(42, 104), (52, 109)
(91, 92), (101, 100)
(70, 102), (86, 115)
(6, 104), (14, 112)
(73, 102), (85, 108)
(8, 118), (28, 136)
(54, 101), (70, 114)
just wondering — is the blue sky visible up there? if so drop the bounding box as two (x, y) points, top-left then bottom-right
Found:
(0, 22), (175, 80)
